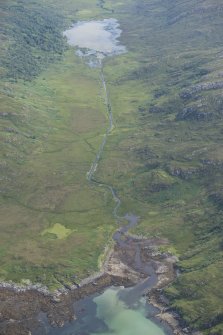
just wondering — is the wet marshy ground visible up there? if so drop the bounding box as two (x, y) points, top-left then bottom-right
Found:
(0, 18), (177, 335)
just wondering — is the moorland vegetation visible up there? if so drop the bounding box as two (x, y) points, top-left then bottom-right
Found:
(0, 0), (223, 333)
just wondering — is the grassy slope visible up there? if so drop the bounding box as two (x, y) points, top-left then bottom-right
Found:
(96, 0), (223, 333)
(1, 0), (223, 333)
(0, 0), (118, 288)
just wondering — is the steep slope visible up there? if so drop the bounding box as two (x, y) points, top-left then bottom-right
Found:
(97, 0), (223, 333)
(0, 0), (223, 333)
(0, 0), (116, 288)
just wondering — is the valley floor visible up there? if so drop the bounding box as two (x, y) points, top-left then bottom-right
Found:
(0, 0), (223, 333)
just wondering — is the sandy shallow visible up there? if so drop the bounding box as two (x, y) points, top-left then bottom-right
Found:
(0, 235), (189, 335)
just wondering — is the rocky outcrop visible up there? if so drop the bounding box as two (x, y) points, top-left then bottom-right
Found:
(176, 106), (213, 121)
(0, 235), (180, 335)
(149, 106), (165, 114)
(167, 159), (223, 180)
(167, 4), (223, 25)
(180, 81), (223, 100)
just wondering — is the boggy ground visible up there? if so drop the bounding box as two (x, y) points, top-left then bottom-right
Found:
(0, 235), (181, 335)
(1, 0), (223, 333)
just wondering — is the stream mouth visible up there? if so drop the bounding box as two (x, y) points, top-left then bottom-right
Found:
(60, 19), (172, 335)
(0, 16), (178, 335)
(36, 286), (170, 335)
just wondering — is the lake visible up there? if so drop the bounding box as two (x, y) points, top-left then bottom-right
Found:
(63, 18), (126, 65)
(53, 18), (171, 335)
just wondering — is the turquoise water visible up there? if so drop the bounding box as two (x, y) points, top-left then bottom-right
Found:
(92, 287), (166, 335)
(42, 286), (168, 335)
(43, 18), (170, 335)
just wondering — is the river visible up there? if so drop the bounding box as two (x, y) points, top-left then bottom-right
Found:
(56, 18), (171, 335)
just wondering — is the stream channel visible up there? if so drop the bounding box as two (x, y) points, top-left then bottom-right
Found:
(38, 18), (172, 335)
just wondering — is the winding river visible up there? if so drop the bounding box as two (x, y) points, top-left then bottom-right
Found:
(51, 19), (171, 335)
(64, 19), (124, 220)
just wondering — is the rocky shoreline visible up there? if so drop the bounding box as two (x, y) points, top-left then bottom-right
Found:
(0, 234), (196, 335)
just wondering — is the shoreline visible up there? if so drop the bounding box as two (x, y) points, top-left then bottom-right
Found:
(0, 234), (195, 335)
(0, 19), (192, 335)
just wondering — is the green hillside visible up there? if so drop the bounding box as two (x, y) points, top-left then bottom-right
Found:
(1, 0), (223, 333)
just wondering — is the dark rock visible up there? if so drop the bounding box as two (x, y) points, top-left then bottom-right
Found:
(176, 106), (213, 121)
(179, 91), (193, 100)
(0, 112), (10, 117)
(208, 192), (223, 208)
(153, 89), (167, 98)
(149, 106), (165, 114)
(180, 81), (223, 100)
(63, 284), (71, 290)
(4, 127), (18, 134)
(135, 146), (158, 161)
(150, 183), (170, 192)
(166, 166), (198, 180)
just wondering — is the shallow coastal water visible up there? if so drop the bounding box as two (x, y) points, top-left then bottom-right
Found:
(92, 287), (166, 335)
(45, 19), (170, 335)
(39, 287), (167, 335)
(0, 19), (172, 335)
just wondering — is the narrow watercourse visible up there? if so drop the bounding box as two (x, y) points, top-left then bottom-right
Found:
(0, 18), (178, 335)
(59, 19), (173, 335)
(87, 64), (122, 220)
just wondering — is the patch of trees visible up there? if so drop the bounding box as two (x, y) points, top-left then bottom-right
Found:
(2, 4), (68, 80)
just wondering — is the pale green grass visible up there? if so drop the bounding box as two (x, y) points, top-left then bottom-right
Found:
(1, 0), (223, 331)
(41, 223), (73, 239)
